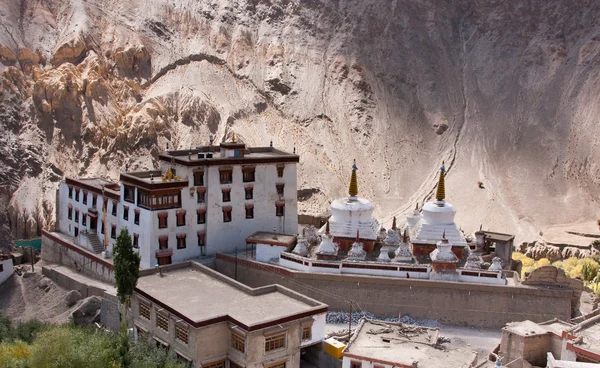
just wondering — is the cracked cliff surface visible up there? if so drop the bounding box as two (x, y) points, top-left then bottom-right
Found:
(1, 0), (600, 246)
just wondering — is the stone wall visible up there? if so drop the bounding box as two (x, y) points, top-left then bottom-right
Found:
(522, 266), (584, 313)
(215, 254), (573, 328)
(41, 230), (115, 285)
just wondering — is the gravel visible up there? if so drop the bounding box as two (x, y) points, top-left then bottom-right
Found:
(326, 310), (438, 328)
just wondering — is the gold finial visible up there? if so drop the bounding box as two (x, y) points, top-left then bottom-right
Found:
(348, 159), (359, 198)
(231, 131), (237, 143)
(435, 161), (446, 201)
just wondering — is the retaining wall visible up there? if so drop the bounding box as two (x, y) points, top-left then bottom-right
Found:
(41, 230), (115, 285)
(215, 254), (573, 328)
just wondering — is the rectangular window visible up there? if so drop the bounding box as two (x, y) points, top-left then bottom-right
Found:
(159, 236), (168, 250)
(193, 171), (204, 186)
(197, 188), (206, 203)
(68, 206), (72, 220)
(203, 361), (225, 368)
(276, 203), (285, 217)
(100, 221), (104, 234)
(134, 209), (140, 225)
(68, 186), (73, 199)
(75, 189), (79, 202)
(82, 191), (88, 205)
(158, 213), (168, 229)
(177, 235), (186, 249)
(266, 363), (286, 368)
(136, 326), (148, 340)
(245, 186), (253, 200)
(197, 209), (206, 224)
(276, 183), (284, 196)
(124, 185), (135, 203)
(198, 232), (206, 248)
(82, 214), (87, 227)
(219, 168), (232, 184)
(133, 233), (139, 248)
(139, 300), (150, 320)
(350, 362), (362, 368)
(156, 312), (169, 332)
(277, 165), (285, 177)
(92, 194), (97, 207)
(112, 201), (117, 216)
(74, 209), (79, 223)
(222, 188), (231, 202)
(231, 331), (245, 353)
(223, 207), (232, 223)
(265, 332), (286, 352)
(175, 322), (189, 344)
(123, 206), (129, 221)
(176, 211), (186, 226)
(111, 224), (116, 239)
(245, 204), (254, 219)
(302, 327), (311, 341)
(242, 167), (255, 182)
(0, 264), (3, 272)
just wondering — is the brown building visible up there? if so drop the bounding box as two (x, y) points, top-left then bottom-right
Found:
(132, 261), (328, 368)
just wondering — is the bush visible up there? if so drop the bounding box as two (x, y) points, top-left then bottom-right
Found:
(0, 340), (30, 368)
(127, 337), (188, 368)
(0, 314), (47, 344)
(28, 325), (119, 368)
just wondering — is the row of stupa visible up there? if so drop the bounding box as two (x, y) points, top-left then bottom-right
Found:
(296, 160), (469, 264)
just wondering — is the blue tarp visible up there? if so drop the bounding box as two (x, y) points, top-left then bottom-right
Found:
(15, 238), (42, 251)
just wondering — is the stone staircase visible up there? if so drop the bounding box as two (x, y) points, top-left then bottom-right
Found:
(87, 232), (104, 254)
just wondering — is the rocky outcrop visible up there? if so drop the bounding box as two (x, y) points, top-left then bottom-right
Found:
(1, 0), (600, 245)
(70, 296), (102, 326)
(524, 242), (563, 262)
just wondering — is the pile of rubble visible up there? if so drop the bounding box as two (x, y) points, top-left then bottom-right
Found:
(326, 310), (438, 328)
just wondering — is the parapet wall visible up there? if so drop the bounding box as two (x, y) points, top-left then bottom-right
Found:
(41, 230), (115, 285)
(215, 254), (573, 328)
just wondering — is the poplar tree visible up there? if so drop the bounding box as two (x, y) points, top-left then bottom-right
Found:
(113, 227), (141, 366)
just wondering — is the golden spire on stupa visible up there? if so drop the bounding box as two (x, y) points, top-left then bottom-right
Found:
(348, 159), (359, 199)
(231, 131), (237, 143)
(435, 161), (446, 202)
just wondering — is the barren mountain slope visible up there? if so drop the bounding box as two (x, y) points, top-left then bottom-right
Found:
(0, 0), (599, 245)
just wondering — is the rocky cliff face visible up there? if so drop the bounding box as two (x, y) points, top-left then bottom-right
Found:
(1, 0), (600, 245)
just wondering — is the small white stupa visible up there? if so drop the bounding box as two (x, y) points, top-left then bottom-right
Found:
(379, 217), (400, 262)
(394, 229), (413, 262)
(489, 257), (503, 271)
(316, 221), (338, 260)
(464, 252), (483, 269)
(429, 231), (460, 281)
(292, 228), (309, 257)
(347, 230), (367, 261)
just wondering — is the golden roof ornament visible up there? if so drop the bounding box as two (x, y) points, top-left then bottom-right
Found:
(435, 161), (446, 203)
(348, 159), (359, 200)
(231, 131), (237, 143)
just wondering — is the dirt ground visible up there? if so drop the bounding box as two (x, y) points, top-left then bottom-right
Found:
(0, 263), (74, 324)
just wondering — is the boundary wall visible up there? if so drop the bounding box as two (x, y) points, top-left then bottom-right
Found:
(215, 254), (573, 328)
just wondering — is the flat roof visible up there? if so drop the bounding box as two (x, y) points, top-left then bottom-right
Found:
(158, 146), (299, 167)
(135, 262), (327, 331)
(343, 319), (476, 368)
(504, 319), (572, 337)
(65, 177), (120, 200)
(572, 314), (600, 356)
(120, 170), (189, 190)
(481, 231), (515, 242)
(246, 232), (297, 247)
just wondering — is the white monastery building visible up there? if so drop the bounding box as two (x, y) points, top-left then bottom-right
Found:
(54, 135), (299, 268)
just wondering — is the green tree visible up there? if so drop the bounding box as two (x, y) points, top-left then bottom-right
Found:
(128, 337), (188, 368)
(113, 227), (141, 366)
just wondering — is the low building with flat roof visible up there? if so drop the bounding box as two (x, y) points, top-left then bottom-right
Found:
(132, 261), (328, 368)
(341, 319), (478, 368)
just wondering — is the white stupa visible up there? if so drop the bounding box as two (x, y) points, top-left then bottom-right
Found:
(321, 160), (380, 253)
(347, 230), (367, 261)
(489, 257), (503, 271)
(429, 232), (459, 264)
(464, 252), (483, 269)
(292, 228), (309, 257)
(316, 221), (338, 259)
(394, 229), (413, 262)
(410, 162), (467, 251)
